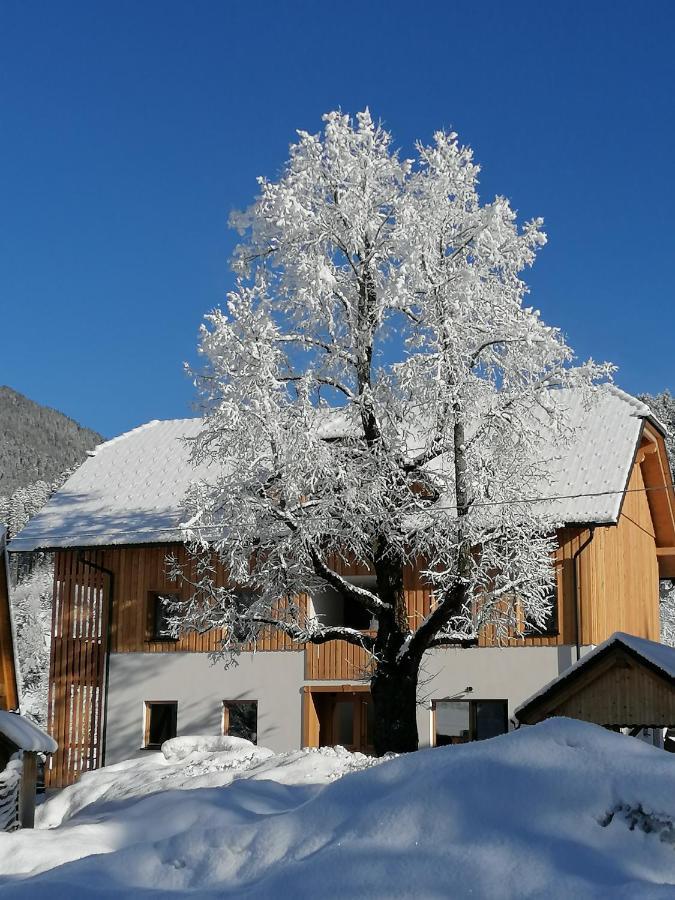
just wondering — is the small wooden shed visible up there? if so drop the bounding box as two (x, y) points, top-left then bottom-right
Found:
(515, 632), (675, 732)
(0, 711), (57, 828)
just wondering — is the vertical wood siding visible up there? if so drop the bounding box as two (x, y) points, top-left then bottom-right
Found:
(47, 551), (108, 788)
(577, 459), (660, 644)
(0, 538), (18, 711)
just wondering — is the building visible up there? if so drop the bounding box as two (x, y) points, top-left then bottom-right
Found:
(515, 631), (675, 744)
(9, 387), (675, 787)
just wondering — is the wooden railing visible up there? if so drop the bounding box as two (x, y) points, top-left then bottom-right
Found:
(0, 759), (22, 832)
(304, 634), (376, 681)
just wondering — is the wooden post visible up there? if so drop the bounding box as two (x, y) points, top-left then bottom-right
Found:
(18, 752), (37, 829)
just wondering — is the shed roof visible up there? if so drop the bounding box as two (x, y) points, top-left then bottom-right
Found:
(0, 711), (57, 753)
(8, 386), (662, 551)
(515, 632), (675, 723)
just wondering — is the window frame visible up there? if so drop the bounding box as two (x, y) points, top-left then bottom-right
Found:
(524, 583), (560, 638)
(222, 699), (258, 745)
(432, 698), (509, 746)
(143, 700), (178, 749)
(146, 591), (180, 642)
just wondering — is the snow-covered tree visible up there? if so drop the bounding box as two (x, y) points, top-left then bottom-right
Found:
(1, 468), (76, 724)
(179, 110), (611, 754)
(10, 558), (52, 725)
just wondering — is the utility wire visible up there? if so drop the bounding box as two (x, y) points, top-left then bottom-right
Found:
(11, 483), (674, 544)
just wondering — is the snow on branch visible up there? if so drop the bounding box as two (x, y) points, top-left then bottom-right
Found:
(178, 109), (612, 673)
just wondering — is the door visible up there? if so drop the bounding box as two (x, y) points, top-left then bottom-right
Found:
(315, 691), (374, 754)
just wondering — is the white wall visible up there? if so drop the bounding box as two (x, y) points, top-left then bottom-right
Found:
(105, 651), (305, 765)
(105, 644), (582, 762)
(415, 645), (576, 747)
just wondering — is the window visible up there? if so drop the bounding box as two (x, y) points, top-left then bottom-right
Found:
(229, 590), (260, 643)
(146, 592), (179, 641)
(524, 585), (559, 637)
(433, 699), (508, 746)
(223, 700), (258, 744)
(144, 701), (177, 748)
(343, 595), (373, 630)
(311, 577), (375, 631)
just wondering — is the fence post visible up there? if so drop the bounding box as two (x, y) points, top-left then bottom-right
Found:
(18, 752), (37, 829)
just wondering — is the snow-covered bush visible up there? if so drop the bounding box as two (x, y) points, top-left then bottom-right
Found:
(161, 734), (257, 761)
(10, 559), (53, 725)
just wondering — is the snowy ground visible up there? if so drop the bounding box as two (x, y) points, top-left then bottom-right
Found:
(1, 719), (675, 897)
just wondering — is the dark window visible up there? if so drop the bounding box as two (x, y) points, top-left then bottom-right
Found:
(147, 592), (179, 641)
(474, 700), (509, 740)
(230, 590), (259, 642)
(434, 701), (471, 745)
(145, 701), (177, 748)
(343, 595), (372, 630)
(525, 586), (559, 637)
(223, 701), (258, 744)
(434, 699), (508, 745)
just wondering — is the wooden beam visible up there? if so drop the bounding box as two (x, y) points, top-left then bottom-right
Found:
(657, 547), (675, 579)
(641, 424), (675, 549)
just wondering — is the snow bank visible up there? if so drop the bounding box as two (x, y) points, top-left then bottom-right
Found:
(1, 720), (675, 898)
(161, 734), (256, 761)
(36, 738), (378, 829)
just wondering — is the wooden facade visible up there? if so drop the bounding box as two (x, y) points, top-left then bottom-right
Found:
(516, 640), (675, 728)
(0, 531), (18, 712)
(49, 552), (108, 787)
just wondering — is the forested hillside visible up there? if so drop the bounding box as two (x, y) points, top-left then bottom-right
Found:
(0, 386), (102, 495)
(0, 387), (102, 722)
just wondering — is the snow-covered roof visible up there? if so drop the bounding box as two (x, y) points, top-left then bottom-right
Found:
(515, 631), (675, 719)
(515, 386), (654, 525)
(8, 386), (660, 551)
(0, 711), (57, 753)
(9, 419), (210, 550)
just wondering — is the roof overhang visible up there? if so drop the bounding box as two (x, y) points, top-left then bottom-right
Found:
(639, 422), (675, 576)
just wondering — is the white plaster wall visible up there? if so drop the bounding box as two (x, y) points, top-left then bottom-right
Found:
(415, 645), (578, 747)
(105, 644), (587, 762)
(105, 651), (305, 765)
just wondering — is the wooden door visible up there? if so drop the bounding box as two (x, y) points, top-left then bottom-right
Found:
(318, 692), (374, 754)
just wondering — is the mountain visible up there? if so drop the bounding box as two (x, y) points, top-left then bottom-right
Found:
(0, 386), (103, 496)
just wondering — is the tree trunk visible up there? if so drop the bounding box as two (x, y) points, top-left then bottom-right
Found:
(370, 655), (420, 755)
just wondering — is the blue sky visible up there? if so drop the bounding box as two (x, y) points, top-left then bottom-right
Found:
(1, 0), (674, 438)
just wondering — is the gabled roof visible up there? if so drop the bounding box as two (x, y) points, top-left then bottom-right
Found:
(9, 419), (208, 550)
(515, 631), (675, 724)
(7, 386), (666, 551)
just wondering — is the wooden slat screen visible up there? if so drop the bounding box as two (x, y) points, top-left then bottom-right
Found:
(47, 551), (108, 789)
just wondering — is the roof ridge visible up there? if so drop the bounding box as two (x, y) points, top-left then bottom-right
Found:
(87, 417), (202, 457)
(602, 384), (652, 417)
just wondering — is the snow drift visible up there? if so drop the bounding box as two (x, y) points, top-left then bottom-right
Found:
(1, 719), (675, 898)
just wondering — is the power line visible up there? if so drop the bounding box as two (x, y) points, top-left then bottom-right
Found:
(11, 482), (674, 545)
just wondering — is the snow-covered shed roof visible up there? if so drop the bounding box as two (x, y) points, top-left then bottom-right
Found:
(0, 711), (57, 753)
(515, 631), (675, 723)
(8, 386), (662, 551)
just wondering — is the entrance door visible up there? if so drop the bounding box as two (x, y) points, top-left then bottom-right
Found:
(314, 691), (374, 754)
